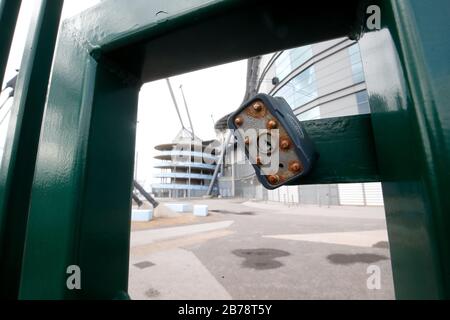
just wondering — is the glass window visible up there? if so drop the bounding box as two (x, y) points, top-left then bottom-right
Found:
(356, 90), (370, 114)
(348, 44), (365, 84)
(298, 106), (321, 121)
(274, 45), (312, 80)
(274, 66), (318, 109)
(274, 52), (292, 80)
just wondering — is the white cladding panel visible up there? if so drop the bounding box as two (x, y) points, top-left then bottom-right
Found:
(338, 183), (384, 206)
(338, 183), (365, 205)
(364, 182), (384, 206)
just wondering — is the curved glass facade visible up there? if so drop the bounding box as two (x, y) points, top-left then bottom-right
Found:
(348, 43), (365, 84)
(274, 66), (318, 109)
(273, 45), (312, 80)
(257, 39), (370, 119)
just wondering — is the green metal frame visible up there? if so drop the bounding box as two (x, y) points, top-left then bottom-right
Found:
(359, 0), (450, 299)
(0, 0), (448, 299)
(0, 0), (63, 299)
(0, 0), (21, 87)
(301, 114), (379, 184)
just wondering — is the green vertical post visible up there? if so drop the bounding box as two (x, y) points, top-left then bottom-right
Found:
(359, 0), (450, 299)
(0, 0), (21, 87)
(18, 15), (141, 300)
(0, 0), (63, 299)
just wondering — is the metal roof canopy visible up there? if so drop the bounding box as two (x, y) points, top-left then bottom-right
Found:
(0, 0), (449, 300)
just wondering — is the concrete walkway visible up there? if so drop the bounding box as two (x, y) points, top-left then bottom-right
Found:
(129, 248), (232, 300)
(243, 201), (387, 219)
(130, 220), (234, 246)
(128, 199), (395, 300)
(264, 229), (389, 248)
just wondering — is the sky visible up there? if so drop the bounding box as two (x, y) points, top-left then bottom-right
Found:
(136, 61), (247, 186)
(0, 1), (248, 188)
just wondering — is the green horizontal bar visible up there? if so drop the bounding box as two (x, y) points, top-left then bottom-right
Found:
(297, 114), (380, 184)
(58, 0), (362, 83)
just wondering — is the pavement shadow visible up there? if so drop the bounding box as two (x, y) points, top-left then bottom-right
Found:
(233, 248), (290, 270)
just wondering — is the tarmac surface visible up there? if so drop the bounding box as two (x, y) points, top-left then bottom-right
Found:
(128, 199), (395, 300)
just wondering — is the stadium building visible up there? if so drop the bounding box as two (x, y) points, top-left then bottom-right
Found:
(152, 128), (218, 198)
(216, 37), (384, 206)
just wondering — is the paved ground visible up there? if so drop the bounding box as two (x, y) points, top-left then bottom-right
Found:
(128, 199), (395, 300)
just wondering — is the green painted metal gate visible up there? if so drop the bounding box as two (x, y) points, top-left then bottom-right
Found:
(0, 0), (449, 299)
